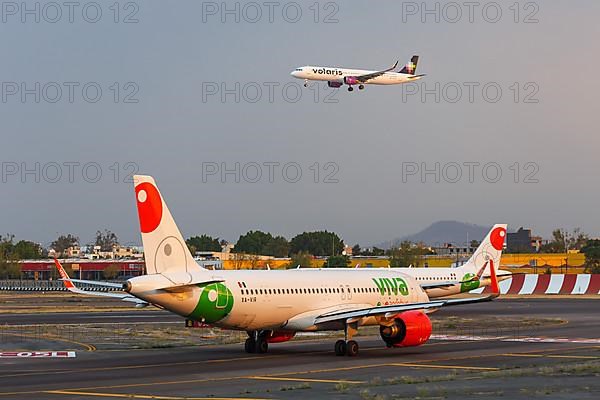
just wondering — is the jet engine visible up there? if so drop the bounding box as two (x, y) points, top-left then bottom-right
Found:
(327, 81), (343, 88)
(344, 76), (359, 85)
(379, 310), (432, 348)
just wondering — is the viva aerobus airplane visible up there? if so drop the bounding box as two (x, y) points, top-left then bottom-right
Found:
(55, 175), (505, 357)
(290, 55), (426, 92)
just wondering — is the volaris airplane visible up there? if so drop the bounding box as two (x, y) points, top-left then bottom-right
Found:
(291, 55), (425, 92)
(55, 175), (504, 357)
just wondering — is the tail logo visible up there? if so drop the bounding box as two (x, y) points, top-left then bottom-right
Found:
(406, 62), (415, 74)
(490, 227), (506, 251)
(135, 182), (163, 234)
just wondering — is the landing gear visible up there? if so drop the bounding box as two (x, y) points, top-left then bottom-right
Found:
(334, 322), (360, 356)
(244, 331), (269, 354)
(358, 84), (365, 90)
(334, 339), (359, 356)
(304, 80), (308, 87)
(347, 86), (354, 92)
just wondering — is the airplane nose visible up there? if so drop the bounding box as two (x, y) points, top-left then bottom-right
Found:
(290, 71), (298, 77)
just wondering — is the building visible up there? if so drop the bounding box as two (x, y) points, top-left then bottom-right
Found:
(19, 259), (145, 280)
(506, 227), (543, 253)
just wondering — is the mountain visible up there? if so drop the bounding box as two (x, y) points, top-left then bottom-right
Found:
(377, 221), (490, 249)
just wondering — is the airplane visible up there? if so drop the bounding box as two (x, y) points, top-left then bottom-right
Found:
(55, 174), (501, 357)
(290, 55), (425, 92)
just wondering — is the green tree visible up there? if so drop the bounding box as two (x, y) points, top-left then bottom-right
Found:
(388, 241), (429, 267)
(286, 251), (313, 269)
(352, 244), (361, 255)
(51, 234), (79, 255)
(540, 228), (588, 253)
(235, 231), (290, 257)
(95, 230), (119, 252)
(0, 235), (20, 279)
(581, 239), (600, 274)
(186, 234), (222, 254)
(324, 255), (350, 267)
(13, 240), (43, 259)
(289, 231), (343, 256)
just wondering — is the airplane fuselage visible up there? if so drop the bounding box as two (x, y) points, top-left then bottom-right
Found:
(291, 66), (421, 85)
(128, 268), (428, 331)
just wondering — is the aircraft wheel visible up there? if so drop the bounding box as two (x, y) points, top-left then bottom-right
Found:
(244, 338), (256, 353)
(304, 83), (308, 87)
(359, 84), (365, 90)
(256, 338), (268, 354)
(346, 340), (359, 356)
(334, 339), (346, 356)
(348, 86), (354, 92)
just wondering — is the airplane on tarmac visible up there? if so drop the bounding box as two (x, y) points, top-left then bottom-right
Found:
(290, 55), (425, 92)
(55, 175), (503, 357)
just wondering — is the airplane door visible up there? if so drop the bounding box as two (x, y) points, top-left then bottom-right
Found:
(346, 285), (352, 300)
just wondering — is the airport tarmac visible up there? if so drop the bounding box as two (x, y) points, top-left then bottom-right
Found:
(0, 298), (599, 399)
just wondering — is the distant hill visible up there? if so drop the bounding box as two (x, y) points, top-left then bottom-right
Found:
(377, 221), (490, 249)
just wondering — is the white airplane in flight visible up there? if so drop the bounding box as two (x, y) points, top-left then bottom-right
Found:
(55, 175), (503, 357)
(291, 55), (425, 91)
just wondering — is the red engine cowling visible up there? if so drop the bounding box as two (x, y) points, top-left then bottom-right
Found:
(379, 310), (432, 348)
(266, 331), (295, 343)
(328, 81), (343, 88)
(344, 76), (359, 85)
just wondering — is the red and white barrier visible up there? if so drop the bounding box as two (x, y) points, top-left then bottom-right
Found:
(471, 274), (600, 295)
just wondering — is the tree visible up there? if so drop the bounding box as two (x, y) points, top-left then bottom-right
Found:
(540, 228), (588, 253)
(352, 244), (361, 256)
(289, 231), (343, 256)
(581, 239), (600, 274)
(186, 235), (222, 254)
(262, 235), (290, 258)
(324, 255), (350, 267)
(95, 230), (119, 252)
(388, 241), (429, 267)
(103, 264), (121, 280)
(13, 240), (43, 259)
(0, 235), (20, 279)
(235, 231), (290, 257)
(286, 251), (313, 269)
(51, 234), (79, 255)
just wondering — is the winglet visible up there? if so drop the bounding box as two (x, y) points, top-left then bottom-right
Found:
(54, 259), (75, 290)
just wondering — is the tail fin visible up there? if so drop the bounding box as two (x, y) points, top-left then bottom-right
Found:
(461, 224), (507, 277)
(399, 55), (419, 74)
(133, 175), (198, 275)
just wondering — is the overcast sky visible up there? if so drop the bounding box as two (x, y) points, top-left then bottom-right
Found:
(1, 0), (599, 247)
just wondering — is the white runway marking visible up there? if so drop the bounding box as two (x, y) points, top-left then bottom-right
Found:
(0, 351), (76, 358)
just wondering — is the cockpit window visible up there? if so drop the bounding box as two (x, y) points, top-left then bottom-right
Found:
(295, 68), (302, 71)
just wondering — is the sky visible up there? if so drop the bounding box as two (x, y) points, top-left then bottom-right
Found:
(1, 0), (599, 248)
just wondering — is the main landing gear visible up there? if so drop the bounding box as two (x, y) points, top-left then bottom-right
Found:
(347, 85), (365, 92)
(245, 331), (268, 354)
(334, 339), (359, 356)
(334, 321), (360, 356)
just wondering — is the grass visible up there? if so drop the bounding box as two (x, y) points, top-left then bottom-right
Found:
(279, 382), (311, 391)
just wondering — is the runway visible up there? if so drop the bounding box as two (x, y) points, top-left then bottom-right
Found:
(1, 298), (599, 399)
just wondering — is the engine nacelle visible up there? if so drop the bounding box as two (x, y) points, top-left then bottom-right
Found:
(327, 81), (343, 88)
(265, 331), (295, 343)
(379, 310), (432, 348)
(344, 76), (359, 85)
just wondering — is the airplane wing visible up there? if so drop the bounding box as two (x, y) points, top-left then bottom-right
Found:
(314, 295), (494, 325)
(54, 259), (149, 306)
(355, 61), (398, 83)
